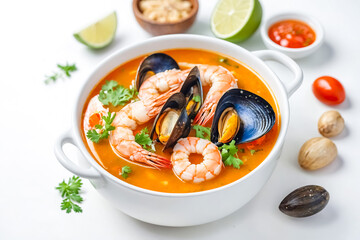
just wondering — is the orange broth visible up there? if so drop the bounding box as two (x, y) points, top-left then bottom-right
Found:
(81, 49), (280, 193)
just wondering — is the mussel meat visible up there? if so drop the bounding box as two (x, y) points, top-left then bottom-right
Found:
(150, 92), (190, 150)
(180, 66), (203, 120)
(135, 53), (180, 91)
(211, 88), (275, 145)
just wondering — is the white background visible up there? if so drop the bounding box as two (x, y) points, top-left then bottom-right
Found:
(1, 0), (359, 239)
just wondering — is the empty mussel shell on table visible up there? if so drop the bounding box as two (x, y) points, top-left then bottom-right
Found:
(179, 66), (203, 120)
(150, 92), (191, 150)
(279, 185), (330, 217)
(135, 53), (180, 91)
(211, 88), (276, 146)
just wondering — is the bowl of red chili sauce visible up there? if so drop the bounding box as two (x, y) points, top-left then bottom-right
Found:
(261, 13), (324, 59)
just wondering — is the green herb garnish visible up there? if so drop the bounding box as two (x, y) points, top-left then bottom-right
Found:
(218, 140), (243, 169)
(86, 112), (116, 143)
(98, 80), (137, 106)
(219, 57), (231, 66)
(193, 125), (211, 140)
(44, 63), (77, 84)
(192, 95), (201, 103)
(250, 149), (256, 155)
(56, 176), (83, 213)
(121, 166), (132, 179)
(135, 127), (155, 152)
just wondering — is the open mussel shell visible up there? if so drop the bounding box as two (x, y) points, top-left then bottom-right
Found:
(180, 66), (203, 120)
(150, 92), (191, 150)
(279, 185), (330, 217)
(211, 88), (276, 145)
(135, 53), (180, 91)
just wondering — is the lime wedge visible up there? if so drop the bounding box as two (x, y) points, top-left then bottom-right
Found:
(211, 0), (262, 42)
(74, 12), (117, 49)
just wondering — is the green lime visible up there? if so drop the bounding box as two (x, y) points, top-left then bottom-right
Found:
(74, 12), (117, 49)
(211, 0), (262, 42)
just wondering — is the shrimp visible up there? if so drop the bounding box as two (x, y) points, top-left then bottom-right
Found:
(110, 100), (171, 169)
(171, 137), (223, 183)
(179, 63), (238, 125)
(83, 96), (109, 132)
(138, 63), (237, 125)
(137, 69), (190, 117)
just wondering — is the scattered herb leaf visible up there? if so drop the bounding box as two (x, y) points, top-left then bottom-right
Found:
(218, 140), (243, 169)
(121, 166), (132, 179)
(135, 127), (155, 152)
(219, 57), (231, 66)
(250, 149), (256, 155)
(193, 125), (211, 140)
(239, 148), (245, 153)
(56, 176), (83, 213)
(98, 80), (137, 106)
(44, 63), (78, 84)
(86, 112), (116, 143)
(192, 95), (201, 103)
(57, 63), (77, 77)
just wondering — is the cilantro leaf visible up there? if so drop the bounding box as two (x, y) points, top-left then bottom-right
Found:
(218, 140), (243, 169)
(57, 63), (77, 77)
(86, 112), (116, 143)
(193, 125), (211, 140)
(135, 127), (155, 152)
(44, 63), (77, 84)
(192, 95), (201, 103)
(98, 80), (137, 106)
(250, 149), (256, 155)
(121, 166), (132, 179)
(56, 176), (83, 213)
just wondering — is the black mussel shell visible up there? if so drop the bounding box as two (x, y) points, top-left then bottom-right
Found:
(211, 88), (276, 145)
(279, 185), (330, 217)
(150, 92), (191, 150)
(180, 66), (203, 120)
(135, 53), (180, 91)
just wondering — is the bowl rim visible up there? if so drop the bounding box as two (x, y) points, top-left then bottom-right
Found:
(132, 0), (199, 26)
(260, 12), (324, 53)
(73, 34), (289, 198)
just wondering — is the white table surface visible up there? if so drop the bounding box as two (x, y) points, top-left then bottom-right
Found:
(1, 0), (359, 239)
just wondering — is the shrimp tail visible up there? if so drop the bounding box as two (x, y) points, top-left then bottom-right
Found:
(133, 149), (172, 169)
(193, 102), (216, 126)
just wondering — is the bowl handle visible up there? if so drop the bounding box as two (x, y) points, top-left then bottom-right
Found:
(253, 50), (303, 97)
(54, 129), (101, 179)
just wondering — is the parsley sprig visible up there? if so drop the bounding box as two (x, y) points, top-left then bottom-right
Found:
(121, 166), (132, 179)
(44, 63), (77, 84)
(56, 176), (83, 213)
(86, 112), (116, 143)
(98, 80), (138, 106)
(219, 140), (244, 169)
(193, 125), (211, 140)
(135, 127), (155, 152)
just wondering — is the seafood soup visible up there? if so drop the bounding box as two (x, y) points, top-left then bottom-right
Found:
(81, 49), (280, 193)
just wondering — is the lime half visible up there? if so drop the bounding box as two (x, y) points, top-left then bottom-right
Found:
(74, 12), (117, 49)
(211, 0), (262, 42)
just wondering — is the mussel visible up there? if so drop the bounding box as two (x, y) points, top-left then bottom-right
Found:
(135, 53), (180, 91)
(150, 67), (203, 150)
(150, 92), (190, 150)
(279, 185), (330, 217)
(180, 66), (203, 120)
(211, 88), (276, 145)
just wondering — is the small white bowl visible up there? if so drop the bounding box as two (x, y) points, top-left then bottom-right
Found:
(261, 12), (324, 59)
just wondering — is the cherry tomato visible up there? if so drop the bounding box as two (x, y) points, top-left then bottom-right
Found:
(312, 76), (345, 105)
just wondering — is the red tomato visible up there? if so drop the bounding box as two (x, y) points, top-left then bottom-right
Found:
(312, 76), (345, 105)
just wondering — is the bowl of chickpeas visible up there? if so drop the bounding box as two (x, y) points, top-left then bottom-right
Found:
(133, 0), (199, 35)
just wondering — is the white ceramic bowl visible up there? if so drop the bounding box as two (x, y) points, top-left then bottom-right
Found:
(55, 34), (303, 227)
(261, 12), (324, 59)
